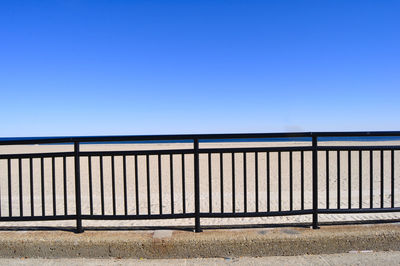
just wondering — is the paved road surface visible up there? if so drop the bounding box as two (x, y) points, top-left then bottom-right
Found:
(1, 251), (400, 265)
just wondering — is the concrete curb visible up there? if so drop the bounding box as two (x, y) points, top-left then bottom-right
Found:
(0, 224), (399, 259)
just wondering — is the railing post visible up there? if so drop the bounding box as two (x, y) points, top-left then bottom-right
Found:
(312, 135), (319, 229)
(74, 141), (84, 233)
(194, 138), (202, 232)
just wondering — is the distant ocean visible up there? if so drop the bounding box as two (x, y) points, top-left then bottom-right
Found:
(1, 136), (400, 144)
(94, 136), (400, 144)
(96, 136), (400, 144)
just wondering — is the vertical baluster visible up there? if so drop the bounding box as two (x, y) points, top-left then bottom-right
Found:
(182, 154), (186, 214)
(312, 136), (318, 229)
(278, 151), (281, 212)
(289, 151), (293, 212)
(326, 151), (329, 209)
(123, 155), (127, 216)
(100, 155), (105, 215)
(19, 158), (23, 216)
(0, 160), (2, 217)
(8, 159), (12, 217)
(337, 151), (340, 209)
(359, 151), (362, 209)
(194, 138), (202, 232)
(30, 157), (34, 216)
(255, 152), (259, 213)
(52, 157), (56, 216)
(111, 156), (116, 215)
(208, 153), (212, 213)
(170, 154), (174, 214)
(63, 157), (67, 216)
(381, 150), (384, 208)
(370, 150), (373, 209)
(158, 155), (162, 215)
(267, 152), (270, 212)
(232, 153), (236, 213)
(134, 155), (139, 215)
(348, 151), (352, 209)
(88, 156), (93, 216)
(243, 152), (247, 213)
(40, 157), (44, 216)
(220, 153), (224, 213)
(147, 154), (151, 215)
(74, 142), (83, 233)
(391, 150), (395, 208)
(301, 151), (304, 211)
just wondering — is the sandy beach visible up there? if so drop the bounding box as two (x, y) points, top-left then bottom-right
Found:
(0, 140), (399, 228)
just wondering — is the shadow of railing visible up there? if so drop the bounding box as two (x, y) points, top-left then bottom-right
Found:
(0, 218), (398, 233)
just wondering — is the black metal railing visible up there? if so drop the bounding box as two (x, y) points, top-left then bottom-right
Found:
(0, 131), (399, 233)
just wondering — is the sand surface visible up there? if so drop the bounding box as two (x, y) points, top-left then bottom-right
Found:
(0, 141), (399, 228)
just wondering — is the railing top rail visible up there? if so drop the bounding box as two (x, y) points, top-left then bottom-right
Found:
(0, 131), (400, 145)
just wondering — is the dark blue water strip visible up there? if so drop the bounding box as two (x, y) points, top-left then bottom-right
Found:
(1, 136), (400, 145)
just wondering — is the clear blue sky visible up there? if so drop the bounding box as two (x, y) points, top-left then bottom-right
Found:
(1, 0), (399, 137)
